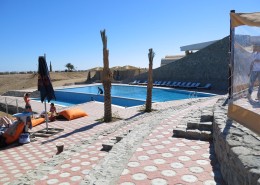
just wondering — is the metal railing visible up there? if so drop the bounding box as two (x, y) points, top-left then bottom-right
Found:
(0, 97), (24, 116)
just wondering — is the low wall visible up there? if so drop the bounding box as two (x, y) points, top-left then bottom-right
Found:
(213, 98), (260, 185)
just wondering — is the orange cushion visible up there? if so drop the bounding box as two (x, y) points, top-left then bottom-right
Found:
(59, 108), (88, 120)
(3, 122), (25, 144)
(31, 118), (45, 127)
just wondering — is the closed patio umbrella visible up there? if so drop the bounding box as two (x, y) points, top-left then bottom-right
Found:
(38, 56), (56, 130)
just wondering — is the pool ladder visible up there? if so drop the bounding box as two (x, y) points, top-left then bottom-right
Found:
(189, 91), (197, 99)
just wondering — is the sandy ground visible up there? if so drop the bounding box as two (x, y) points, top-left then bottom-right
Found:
(0, 72), (89, 95)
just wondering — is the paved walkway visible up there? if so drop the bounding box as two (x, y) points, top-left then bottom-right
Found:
(0, 95), (225, 185)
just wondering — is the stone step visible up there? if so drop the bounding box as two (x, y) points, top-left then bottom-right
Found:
(187, 122), (199, 129)
(173, 128), (186, 138)
(186, 129), (212, 141)
(199, 122), (212, 131)
(200, 110), (213, 122)
(102, 139), (117, 151)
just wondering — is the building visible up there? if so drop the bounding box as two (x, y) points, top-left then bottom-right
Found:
(160, 55), (185, 66)
(161, 40), (219, 66)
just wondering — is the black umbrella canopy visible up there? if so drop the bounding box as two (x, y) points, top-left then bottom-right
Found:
(38, 56), (56, 103)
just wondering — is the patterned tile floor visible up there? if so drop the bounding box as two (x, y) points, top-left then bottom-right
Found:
(0, 95), (226, 185)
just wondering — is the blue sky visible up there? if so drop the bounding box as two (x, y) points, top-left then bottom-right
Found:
(0, 0), (259, 72)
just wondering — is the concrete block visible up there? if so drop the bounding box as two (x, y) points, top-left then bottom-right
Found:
(173, 128), (186, 138)
(199, 122), (212, 131)
(187, 122), (199, 129)
(186, 129), (201, 140)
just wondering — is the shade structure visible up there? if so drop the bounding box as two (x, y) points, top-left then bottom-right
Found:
(38, 56), (56, 103)
(228, 11), (260, 135)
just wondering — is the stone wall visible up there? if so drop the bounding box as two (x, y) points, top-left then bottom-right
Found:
(124, 36), (230, 92)
(213, 98), (260, 185)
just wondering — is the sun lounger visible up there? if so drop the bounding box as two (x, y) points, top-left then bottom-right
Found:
(164, 81), (172, 87)
(192, 82), (201, 88)
(129, 80), (137, 85)
(159, 81), (168, 86)
(133, 80), (141, 85)
(178, 82), (187, 88)
(139, 80), (148, 85)
(197, 83), (212, 90)
(153, 81), (159, 85)
(155, 81), (162, 86)
(172, 82), (182, 87)
(182, 82), (192, 88)
(166, 81), (176, 87)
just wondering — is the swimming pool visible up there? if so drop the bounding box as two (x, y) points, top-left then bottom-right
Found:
(53, 84), (215, 107)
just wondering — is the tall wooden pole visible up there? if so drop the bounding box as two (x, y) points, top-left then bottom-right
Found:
(146, 48), (154, 112)
(229, 10), (235, 100)
(100, 30), (112, 122)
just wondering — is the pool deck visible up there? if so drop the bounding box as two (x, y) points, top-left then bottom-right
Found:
(0, 93), (228, 185)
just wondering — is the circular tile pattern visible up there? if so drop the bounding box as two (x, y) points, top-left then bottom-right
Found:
(162, 140), (171, 145)
(49, 169), (60, 174)
(161, 170), (176, 177)
(169, 147), (180, 152)
(191, 146), (201, 150)
(189, 166), (204, 173)
(72, 159), (81, 163)
(81, 155), (89, 158)
(61, 164), (71, 169)
(82, 169), (90, 175)
(0, 177), (10, 182)
(81, 162), (91, 166)
(132, 173), (147, 181)
(196, 141), (207, 144)
(149, 139), (158, 142)
(196, 160), (209, 165)
(178, 156), (191, 161)
(127, 162), (140, 168)
(70, 176), (82, 181)
(162, 131), (170, 135)
(151, 178), (167, 185)
(71, 166), (81, 171)
(185, 151), (196, 155)
(153, 159), (166, 164)
(137, 155), (150, 161)
(202, 153), (210, 158)
(60, 172), (71, 178)
(162, 153), (173, 158)
(155, 145), (165, 149)
(176, 143), (186, 146)
(59, 183), (70, 185)
(121, 169), (130, 175)
(47, 179), (59, 184)
(144, 165), (158, 172)
(147, 150), (157, 155)
(120, 182), (135, 185)
(90, 157), (99, 161)
(170, 162), (184, 169)
(181, 174), (198, 183)
(155, 135), (164, 138)
(204, 180), (217, 185)
(142, 143), (151, 147)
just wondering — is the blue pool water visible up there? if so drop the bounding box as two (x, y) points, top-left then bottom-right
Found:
(51, 84), (215, 107)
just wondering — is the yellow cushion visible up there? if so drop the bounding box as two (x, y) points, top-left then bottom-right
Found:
(59, 108), (88, 120)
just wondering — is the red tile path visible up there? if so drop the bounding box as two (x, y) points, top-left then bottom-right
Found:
(0, 95), (225, 185)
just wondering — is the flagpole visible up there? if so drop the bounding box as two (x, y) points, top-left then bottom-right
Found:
(44, 53), (49, 131)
